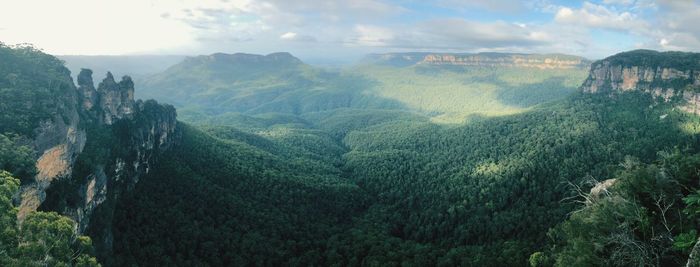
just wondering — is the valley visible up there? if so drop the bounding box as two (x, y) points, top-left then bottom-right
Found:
(3, 46), (700, 266)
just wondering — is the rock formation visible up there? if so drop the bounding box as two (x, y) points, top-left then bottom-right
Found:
(17, 68), (179, 258)
(421, 53), (590, 69)
(96, 72), (135, 124)
(581, 50), (700, 115)
(363, 52), (591, 69)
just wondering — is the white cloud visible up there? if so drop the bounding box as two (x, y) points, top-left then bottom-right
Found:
(0, 0), (194, 54)
(554, 2), (644, 31)
(3, 0), (700, 60)
(350, 25), (395, 46)
(438, 0), (526, 13)
(279, 32), (316, 42)
(602, 0), (634, 5)
(280, 32), (298, 40)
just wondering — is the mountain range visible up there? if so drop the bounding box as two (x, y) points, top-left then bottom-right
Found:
(4, 46), (700, 266)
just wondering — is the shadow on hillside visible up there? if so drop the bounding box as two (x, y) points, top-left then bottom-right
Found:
(495, 76), (578, 108)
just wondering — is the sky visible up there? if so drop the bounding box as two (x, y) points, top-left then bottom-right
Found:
(1, 0), (700, 62)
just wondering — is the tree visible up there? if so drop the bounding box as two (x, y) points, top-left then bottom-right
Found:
(0, 170), (100, 266)
(0, 170), (19, 265)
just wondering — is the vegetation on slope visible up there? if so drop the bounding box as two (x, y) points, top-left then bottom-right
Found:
(350, 64), (588, 123)
(139, 52), (589, 125)
(111, 90), (700, 266)
(0, 43), (76, 137)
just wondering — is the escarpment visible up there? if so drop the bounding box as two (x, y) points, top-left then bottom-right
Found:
(581, 50), (700, 114)
(18, 67), (179, 258)
(420, 53), (590, 69)
(363, 52), (591, 69)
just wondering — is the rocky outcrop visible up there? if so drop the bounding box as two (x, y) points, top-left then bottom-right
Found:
(17, 87), (86, 221)
(70, 70), (178, 239)
(77, 69), (98, 110)
(96, 72), (135, 124)
(687, 238), (700, 267)
(581, 50), (700, 114)
(362, 52), (591, 69)
(17, 68), (179, 258)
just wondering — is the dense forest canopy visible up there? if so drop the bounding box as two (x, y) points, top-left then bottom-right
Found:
(5, 43), (700, 267)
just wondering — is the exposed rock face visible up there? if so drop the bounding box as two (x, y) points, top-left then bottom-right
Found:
(77, 69), (98, 110)
(97, 72), (135, 124)
(421, 54), (590, 69)
(70, 71), (178, 256)
(362, 52), (591, 69)
(589, 178), (616, 202)
(17, 79), (86, 221)
(581, 50), (700, 114)
(688, 238), (700, 267)
(17, 68), (179, 258)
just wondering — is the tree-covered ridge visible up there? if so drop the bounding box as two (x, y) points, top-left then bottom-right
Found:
(350, 63), (588, 123)
(0, 43), (76, 136)
(597, 49), (700, 70)
(110, 124), (369, 266)
(108, 90), (700, 266)
(5, 43), (700, 267)
(138, 51), (589, 125)
(137, 52), (405, 119)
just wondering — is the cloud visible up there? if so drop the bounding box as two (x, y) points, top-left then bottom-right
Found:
(602, 0), (634, 5)
(279, 32), (316, 42)
(348, 25), (396, 46)
(346, 19), (555, 52)
(0, 0), (194, 55)
(4, 0), (700, 60)
(651, 0), (700, 50)
(438, 0), (526, 13)
(554, 2), (646, 32)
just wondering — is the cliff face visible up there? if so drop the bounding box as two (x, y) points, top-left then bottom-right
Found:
(363, 52), (591, 69)
(421, 53), (590, 69)
(18, 68), (179, 257)
(581, 50), (700, 114)
(96, 72), (136, 124)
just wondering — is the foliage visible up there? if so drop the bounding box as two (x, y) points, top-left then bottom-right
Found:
(674, 230), (697, 252)
(0, 170), (19, 266)
(0, 171), (100, 266)
(0, 43), (76, 137)
(351, 64), (588, 123)
(110, 90), (700, 266)
(601, 49), (700, 70)
(0, 133), (35, 182)
(541, 150), (700, 266)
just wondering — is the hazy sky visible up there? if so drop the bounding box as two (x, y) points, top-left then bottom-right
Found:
(1, 0), (699, 61)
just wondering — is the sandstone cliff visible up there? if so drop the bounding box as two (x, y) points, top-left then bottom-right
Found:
(421, 53), (590, 69)
(17, 68), (179, 258)
(363, 52), (591, 69)
(581, 50), (700, 114)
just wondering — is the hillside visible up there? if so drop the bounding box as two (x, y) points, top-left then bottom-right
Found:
(351, 52), (590, 122)
(0, 44), (179, 264)
(110, 50), (700, 266)
(137, 52), (402, 119)
(139, 52), (590, 124)
(4, 45), (700, 266)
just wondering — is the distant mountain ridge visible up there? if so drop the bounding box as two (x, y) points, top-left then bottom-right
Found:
(362, 52), (591, 69)
(138, 51), (403, 116)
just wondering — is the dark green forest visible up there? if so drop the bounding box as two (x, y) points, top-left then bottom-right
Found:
(113, 91), (700, 266)
(5, 43), (700, 267)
